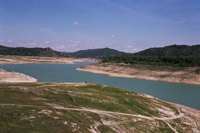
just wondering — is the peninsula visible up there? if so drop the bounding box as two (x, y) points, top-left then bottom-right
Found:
(77, 45), (200, 85)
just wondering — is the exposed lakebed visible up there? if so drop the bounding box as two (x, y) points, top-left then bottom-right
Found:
(0, 61), (199, 110)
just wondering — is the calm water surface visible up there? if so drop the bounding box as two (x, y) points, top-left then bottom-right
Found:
(0, 62), (200, 110)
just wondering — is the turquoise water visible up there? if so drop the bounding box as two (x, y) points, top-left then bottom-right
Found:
(0, 62), (200, 110)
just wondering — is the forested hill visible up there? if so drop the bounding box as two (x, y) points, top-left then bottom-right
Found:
(0, 45), (69, 57)
(69, 48), (127, 58)
(102, 45), (200, 67)
(135, 45), (200, 56)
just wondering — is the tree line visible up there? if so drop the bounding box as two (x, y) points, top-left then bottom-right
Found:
(102, 55), (200, 67)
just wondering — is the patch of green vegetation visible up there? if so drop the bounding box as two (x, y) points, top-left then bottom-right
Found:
(0, 45), (69, 57)
(102, 55), (200, 67)
(194, 68), (200, 74)
(135, 44), (200, 56)
(97, 125), (115, 132)
(69, 47), (127, 58)
(0, 83), (198, 132)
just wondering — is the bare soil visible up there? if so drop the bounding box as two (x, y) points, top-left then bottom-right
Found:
(0, 69), (37, 83)
(0, 55), (83, 64)
(77, 63), (200, 85)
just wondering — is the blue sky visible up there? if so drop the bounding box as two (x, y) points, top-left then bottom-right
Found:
(0, 0), (200, 52)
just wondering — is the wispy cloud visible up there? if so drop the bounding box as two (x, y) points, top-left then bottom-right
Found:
(111, 34), (116, 38)
(73, 21), (79, 25)
(43, 41), (50, 44)
(0, 40), (13, 43)
(124, 46), (141, 53)
(28, 42), (37, 46)
(126, 45), (132, 48)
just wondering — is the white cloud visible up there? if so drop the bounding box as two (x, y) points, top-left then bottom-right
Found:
(28, 42), (37, 45)
(72, 43), (78, 47)
(7, 40), (13, 43)
(43, 41), (50, 44)
(53, 45), (66, 49)
(0, 40), (13, 43)
(123, 47), (141, 53)
(126, 45), (132, 48)
(111, 34), (116, 38)
(131, 48), (141, 52)
(73, 21), (79, 25)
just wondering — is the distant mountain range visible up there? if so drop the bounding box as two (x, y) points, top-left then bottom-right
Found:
(68, 48), (128, 58)
(0, 45), (127, 58)
(0, 45), (68, 57)
(1, 44), (200, 59)
(135, 44), (200, 56)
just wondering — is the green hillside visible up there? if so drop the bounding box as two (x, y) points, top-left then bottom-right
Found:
(102, 45), (200, 67)
(69, 48), (127, 58)
(0, 45), (68, 57)
(135, 44), (200, 56)
(102, 55), (200, 67)
(0, 83), (199, 132)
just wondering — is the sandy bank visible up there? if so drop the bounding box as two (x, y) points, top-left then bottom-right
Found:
(0, 69), (37, 83)
(0, 55), (84, 64)
(77, 63), (200, 85)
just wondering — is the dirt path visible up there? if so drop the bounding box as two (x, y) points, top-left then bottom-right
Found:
(0, 103), (192, 133)
(164, 121), (178, 133)
(0, 103), (184, 121)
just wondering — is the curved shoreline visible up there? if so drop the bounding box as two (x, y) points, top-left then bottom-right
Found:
(76, 64), (200, 85)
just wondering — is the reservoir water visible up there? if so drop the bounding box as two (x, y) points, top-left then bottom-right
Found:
(0, 62), (200, 110)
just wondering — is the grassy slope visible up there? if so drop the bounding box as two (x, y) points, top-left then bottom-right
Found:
(101, 45), (200, 67)
(0, 83), (199, 132)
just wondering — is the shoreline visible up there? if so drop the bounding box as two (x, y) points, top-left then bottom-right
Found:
(1, 58), (199, 112)
(0, 69), (199, 118)
(76, 64), (200, 85)
(0, 55), (85, 65)
(0, 69), (37, 83)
